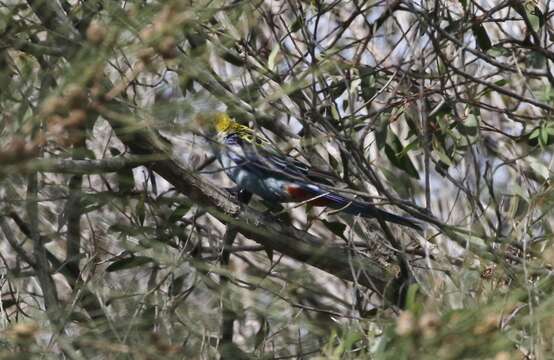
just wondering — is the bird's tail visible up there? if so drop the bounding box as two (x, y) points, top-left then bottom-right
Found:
(304, 186), (423, 231)
(341, 200), (423, 231)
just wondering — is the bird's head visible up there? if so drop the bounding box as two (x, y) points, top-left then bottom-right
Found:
(194, 112), (235, 135)
(194, 112), (268, 145)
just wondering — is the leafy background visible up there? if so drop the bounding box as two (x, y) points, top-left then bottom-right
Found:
(0, 0), (553, 359)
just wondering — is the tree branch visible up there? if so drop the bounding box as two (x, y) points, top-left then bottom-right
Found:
(22, 0), (404, 303)
(0, 154), (165, 176)
(97, 102), (401, 302)
(219, 226), (240, 360)
(27, 172), (62, 325)
(26, 0), (80, 43)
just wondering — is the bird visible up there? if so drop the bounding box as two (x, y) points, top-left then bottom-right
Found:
(195, 112), (422, 231)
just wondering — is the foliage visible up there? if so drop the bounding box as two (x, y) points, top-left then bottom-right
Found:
(0, 0), (553, 358)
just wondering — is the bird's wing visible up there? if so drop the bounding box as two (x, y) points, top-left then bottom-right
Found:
(224, 133), (336, 185)
(223, 134), (423, 230)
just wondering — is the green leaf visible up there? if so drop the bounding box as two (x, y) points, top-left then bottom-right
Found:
(384, 131), (420, 179)
(508, 194), (529, 220)
(402, 138), (420, 154)
(330, 81), (347, 99)
(136, 193), (145, 226)
(533, 6), (545, 28)
(290, 17), (304, 32)
(180, 73), (195, 96)
(528, 6), (544, 33)
(528, 157), (550, 181)
(138, 304), (156, 331)
(221, 51), (246, 67)
(254, 317), (270, 350)
(168, 274), (186, 297)
(529, 51), (546, 68)
(456, 114), (479, 136)
(404, 284), (421, 314)
(80, 193), (109, 214)
(359, 66), (376, 101)
(328, 153), (340, 172)
(487, 46), (510, 57)
(529, 127), (541, 139)
(169, 204), (191, 223)
(540, 127), (549, 146)
(435, 145), (453, 167)
(375, 116), (388, 149)
(116, 168), (135, 193)
(321, 220), (347, 240)
(529, 123), (554, 147)
(342, 99), (349, 111)
(106, 256), (154, 272)
(264, 247), (274, 263)
(267, 44), (280, 71)
(472, 24), (491, 51)
(330, 106), (339, 121)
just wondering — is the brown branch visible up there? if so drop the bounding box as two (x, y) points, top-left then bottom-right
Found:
(4, 212), (106, 321)
(6, 211), (52, 249)
(97, 101), (402, 303)
(65, 130), (87, 277)
(0, 154), (165, 176)
(219, 226), (240, 360)
(26, 0), (80, 44)
(27, 172), (62, 325)
(65, 173), (82, 276)
(0, 216), (36, 267)
(24, 0), (403, 304)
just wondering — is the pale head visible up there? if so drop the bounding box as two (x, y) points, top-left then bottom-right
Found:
(194, 112), (235, 135)
(194, 111), (268, 145)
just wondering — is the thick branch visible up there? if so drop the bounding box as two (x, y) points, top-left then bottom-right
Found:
(21, 1), (401, 302)
(3, 213), (105, 321)
(65, 173), (82, 275)
(99, 103), (400, 301)
(0, 217), (36, 267)
(220, 226), (240, 360)
(26, 0), (80, 43)
(0, 154), (164, 176)
(27, 172), (62, 325)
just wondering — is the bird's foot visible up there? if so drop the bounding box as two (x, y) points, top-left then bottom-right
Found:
(225, 186), (252, 204)
(266, 203), (292, 224)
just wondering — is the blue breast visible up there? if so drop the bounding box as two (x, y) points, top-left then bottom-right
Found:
(220, 134), (290, 202)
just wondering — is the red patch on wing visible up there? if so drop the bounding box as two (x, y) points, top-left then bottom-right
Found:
(286, 185), (333, 206)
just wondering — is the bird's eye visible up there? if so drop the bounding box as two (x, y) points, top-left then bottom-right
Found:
(256, 139), (262, 144)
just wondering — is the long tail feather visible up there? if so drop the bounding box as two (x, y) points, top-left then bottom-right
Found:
(305, 186), (423, 231)
(342, 202), (423, 231)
